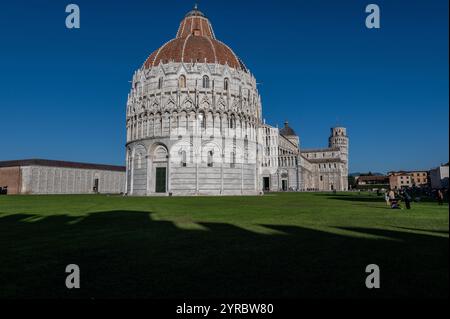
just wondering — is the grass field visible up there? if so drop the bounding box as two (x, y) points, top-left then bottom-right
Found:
(0, 192), (448, 298)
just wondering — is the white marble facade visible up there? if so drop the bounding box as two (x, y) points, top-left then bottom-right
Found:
(125, 62), (261, 196)
(125, 8), (349, 196)
(20, 165), (125, 195)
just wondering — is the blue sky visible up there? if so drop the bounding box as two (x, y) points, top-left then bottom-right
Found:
(0, 0), (448, 173)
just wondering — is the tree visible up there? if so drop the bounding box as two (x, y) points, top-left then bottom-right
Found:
(348, 176), (356, 189)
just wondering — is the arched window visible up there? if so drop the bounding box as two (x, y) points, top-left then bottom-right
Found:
(244, 138), (249, 161)
(181, 150), (187, 167)
(137, 153), (142, 169)
(229, 116), (235, 129)
(202, 75), (210, 89)
(135, 82), (142, 94)
(158, 77), (163, 89)
(224, 78), (229, 91)
(207, 151), (214, 167)
(179, 75), (186, 88)
(230, 152), (236, 168)
(199, 112), (206, 129)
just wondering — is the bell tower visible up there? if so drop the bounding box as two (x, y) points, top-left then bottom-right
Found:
(329, 127), (348, 158)
(328, 127), (349, 190)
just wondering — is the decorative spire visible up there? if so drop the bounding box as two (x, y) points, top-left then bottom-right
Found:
(184, 3), (206, 18)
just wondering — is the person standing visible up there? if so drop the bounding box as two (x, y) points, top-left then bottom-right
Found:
(389, 189), (395, 201)
(437, 189), (444, 205)
(403, 190), (411, 210)
(385, 192), (390, 206)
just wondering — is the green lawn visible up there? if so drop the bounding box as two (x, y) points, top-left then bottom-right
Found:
(0, 192), (448, 298)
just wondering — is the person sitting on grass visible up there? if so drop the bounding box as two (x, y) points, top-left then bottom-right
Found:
(389, 190), (402, 209)
(388, 189), (397, 206)
(390, 198), (401, 209)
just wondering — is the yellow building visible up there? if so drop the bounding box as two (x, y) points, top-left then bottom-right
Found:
(388, 171), (429, 189)
(409, 171), (429, 187)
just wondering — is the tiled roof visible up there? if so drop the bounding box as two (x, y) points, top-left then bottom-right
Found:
(143, 7), (246, 72)
(302, 147), (340, 153)
(307, 158), (344, 164)
(357, 175), (389, 182)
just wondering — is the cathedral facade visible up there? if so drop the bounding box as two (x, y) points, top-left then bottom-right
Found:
(125, 7), (348, 196)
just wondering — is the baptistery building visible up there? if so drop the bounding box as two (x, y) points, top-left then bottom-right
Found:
(125, 6), (348, 196)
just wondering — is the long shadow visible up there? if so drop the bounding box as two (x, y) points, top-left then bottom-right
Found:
(326, 196), (385, 203)
(391, 226), (449, 235)
(312, 193), (386, 203)
(0, 211), (447, 299)
(313, 192), (449, 205)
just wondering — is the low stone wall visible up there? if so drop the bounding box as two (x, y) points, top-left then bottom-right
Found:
(21, 166), (125, 195)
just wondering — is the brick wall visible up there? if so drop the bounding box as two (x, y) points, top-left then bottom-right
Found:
(0, 166), (21, 195)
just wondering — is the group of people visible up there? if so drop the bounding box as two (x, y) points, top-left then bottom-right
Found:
(0, 186), (7, 195)
(384, 188), (447, 209)
(385, 189), (412, 209)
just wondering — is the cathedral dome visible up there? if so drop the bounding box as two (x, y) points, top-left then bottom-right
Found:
(280, 121), (297, 136)
(143, 7), (247, 72)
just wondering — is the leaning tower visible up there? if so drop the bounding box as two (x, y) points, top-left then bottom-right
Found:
(328, 127), (349, 190)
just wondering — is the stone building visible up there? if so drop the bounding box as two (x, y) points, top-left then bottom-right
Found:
(0, 159), (125, 195)
(429, 164), (449, 189)
(388, 170), (430, 189)
(299, 126), (349, 191)
(356, 175), (389, 187)
(125, 6), (349, 196)
(409, 171), (429, 187)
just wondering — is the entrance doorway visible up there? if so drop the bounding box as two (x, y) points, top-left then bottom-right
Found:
(155, 167), (167, 193)
(263, 177), (270, 191)
(93, 178), (99, 193)
(282, 180), (288, 191)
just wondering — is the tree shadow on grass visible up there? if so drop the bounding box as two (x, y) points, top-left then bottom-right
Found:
(0, 211), (447, 299)
(390, 226), (449, 235)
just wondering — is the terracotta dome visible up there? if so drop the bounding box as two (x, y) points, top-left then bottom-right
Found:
(280, 121), (297, 136)
(143, 7), (247, 72)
